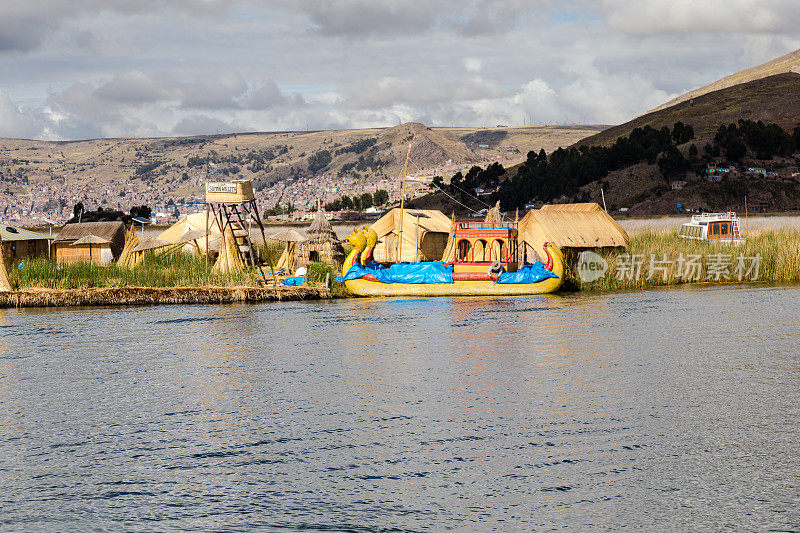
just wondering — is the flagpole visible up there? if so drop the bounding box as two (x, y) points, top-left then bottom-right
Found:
(396, 136), (414, 262)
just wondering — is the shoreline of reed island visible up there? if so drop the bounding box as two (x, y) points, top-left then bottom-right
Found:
(0, 252), (337, 308)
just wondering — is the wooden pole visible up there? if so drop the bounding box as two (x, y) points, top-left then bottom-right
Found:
(395, 137), (414, 262)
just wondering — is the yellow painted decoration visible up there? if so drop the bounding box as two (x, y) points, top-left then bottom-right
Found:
(359, 228), (378, 265)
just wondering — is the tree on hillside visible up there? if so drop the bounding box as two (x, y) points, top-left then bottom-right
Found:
(722, 135), (747, 162)
(325, 199), (342, 211)
(307, 150), (332, 174)
(373, 189), (389, 206)
(671, 121), (695, 145)
(359, 193), (373, 210)
(657, 145), (687, 180)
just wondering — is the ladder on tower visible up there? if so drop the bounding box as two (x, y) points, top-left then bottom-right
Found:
(208, 200), (276, 284)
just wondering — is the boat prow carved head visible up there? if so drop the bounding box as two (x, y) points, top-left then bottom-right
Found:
(346, 229), (367, 250)
(363, 228), (378, 247)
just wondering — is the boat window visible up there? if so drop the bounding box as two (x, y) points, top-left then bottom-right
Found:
(457, 239), (471, 261)
(720, 223), (729, 235)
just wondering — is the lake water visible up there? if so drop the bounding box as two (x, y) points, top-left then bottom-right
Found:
(1, 286), (798, 531)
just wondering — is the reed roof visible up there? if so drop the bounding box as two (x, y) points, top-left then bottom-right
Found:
(54, 221), (125, 243)
(269, 228), (306, 242)
(0, 224), (51, 242)
(158, 212), (220, 243)
(307, 204), (336, 238)
(540, 203), (603, 212)
(518, 204), (629, 251)
(133, 237), (169, 252)
(371, 208), (451, 238)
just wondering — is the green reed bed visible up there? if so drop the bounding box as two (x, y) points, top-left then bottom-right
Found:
(12, 251), (263, 290)
(571, 229), (800, 291)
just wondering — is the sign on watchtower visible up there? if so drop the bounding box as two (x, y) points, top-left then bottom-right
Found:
(205, 180), (255, 204)
(204, 179), (275, 283)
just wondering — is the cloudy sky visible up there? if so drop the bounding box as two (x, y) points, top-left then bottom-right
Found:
(1, 0), (799, 140)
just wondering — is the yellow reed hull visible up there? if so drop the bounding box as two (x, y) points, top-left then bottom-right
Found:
(345, 276), (562, 297)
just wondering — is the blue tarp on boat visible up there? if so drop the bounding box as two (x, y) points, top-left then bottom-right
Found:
(344, 261), (454, 284)
(344, 260), (556, 285)
(282, 276), (306, 286)
(496, 262), (558, 284)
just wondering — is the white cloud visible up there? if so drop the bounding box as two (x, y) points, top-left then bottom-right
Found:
(0, 91), (43, 138)
(1, 1), (800, 139)
(603, 0), (800, 35)
(463, 58), (483, 73)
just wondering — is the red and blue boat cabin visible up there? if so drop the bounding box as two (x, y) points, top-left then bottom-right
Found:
(453, 221), (519, 274)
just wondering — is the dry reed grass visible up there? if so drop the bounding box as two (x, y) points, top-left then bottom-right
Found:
(11, 251), (261, 290)
(570, 229), (800, 291)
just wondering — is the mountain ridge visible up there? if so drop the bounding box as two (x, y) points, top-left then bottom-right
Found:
(649, 47), (800, 113)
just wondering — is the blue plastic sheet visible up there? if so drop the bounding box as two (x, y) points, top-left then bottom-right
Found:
(496, 262), (558, 284)
(344, 261), (454, 284)
(282, 276), (306, 286)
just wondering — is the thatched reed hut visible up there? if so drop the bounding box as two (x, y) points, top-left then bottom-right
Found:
(370, 208), (451, 263)
(53, 221), (125, 265)
(158, 212), (222, 255)
(518, 203), (629, 262)
(296, 205), (344, 266)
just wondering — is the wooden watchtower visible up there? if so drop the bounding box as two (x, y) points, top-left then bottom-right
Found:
(204, 179), (275, 283)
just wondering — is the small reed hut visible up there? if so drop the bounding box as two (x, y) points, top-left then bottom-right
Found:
(1, 224), (51, 263)
(158, 212), (221, 256)
(53, 221), (125, 265)
(271, 228), (306, 274)
(296, 203), (344, 266)
(517, 203), (629, 263)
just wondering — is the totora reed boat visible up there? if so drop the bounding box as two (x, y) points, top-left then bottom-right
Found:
(340, 222), (564, 297)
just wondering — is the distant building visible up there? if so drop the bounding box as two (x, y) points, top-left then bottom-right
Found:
(746, 167), (767, 177)
(53, 221), (125, 265)
(706, 167), (730, 182)
(671, 180), (687, 190)
(0, 224), (51, 263)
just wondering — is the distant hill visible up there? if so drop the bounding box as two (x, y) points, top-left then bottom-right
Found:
(577, 73), (800, 147)
(0, 122), (604, 222)
(650, 47), (800, 113)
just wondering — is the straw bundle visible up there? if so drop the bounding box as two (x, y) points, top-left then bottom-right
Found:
(275, 241), (296, 272)
(485, 201), (501, 224)
(441, 212), (456, 262)
(0, 237), (11, 292)
(212, 225), (244, 275)
(117, 226), (142, 268)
